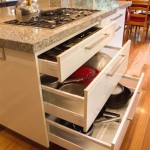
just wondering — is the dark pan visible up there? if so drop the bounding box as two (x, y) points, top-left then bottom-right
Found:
(105, 85), (133, 109)
(58, 119), (94, 136)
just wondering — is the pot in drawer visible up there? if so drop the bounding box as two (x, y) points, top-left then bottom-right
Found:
(58, 119), (94, 136)
(105, 84), (133, 109)
(40, 74), (59, 88)
(38, 22), (115, 82)
(85, 52), (111, 71)
(59, 83), (85, 97)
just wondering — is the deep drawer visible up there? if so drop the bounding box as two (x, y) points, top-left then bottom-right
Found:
(38, 22), (115, 82)
(42, 40), (131, 132)
(46, 73), (144, 150)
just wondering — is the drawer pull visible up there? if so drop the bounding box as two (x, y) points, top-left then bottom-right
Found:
(115, 26), (122, 32)
(111, 14), (123, 21)
(85, 34), (109, 50)
(0, 48), (6, 60)
(107, 55), (126, 77)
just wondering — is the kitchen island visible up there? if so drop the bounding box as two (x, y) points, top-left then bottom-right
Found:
(0, 1), (132, 149)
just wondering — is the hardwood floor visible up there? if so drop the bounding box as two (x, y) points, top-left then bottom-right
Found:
(0, 34), (150, 150)
(121, 34), (150, 150)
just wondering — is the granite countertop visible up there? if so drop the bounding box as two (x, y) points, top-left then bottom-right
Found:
(0, 1), (131, 53)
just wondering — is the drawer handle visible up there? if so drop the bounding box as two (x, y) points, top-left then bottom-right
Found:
(85, 34), (109, 50)
(0, 48), (6, 60)
(111, 14), (123, 21)
(115, 26), (122, 32)
(107, 55), (126, 77)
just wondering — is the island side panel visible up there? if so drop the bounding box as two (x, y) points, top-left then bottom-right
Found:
(0, 48), (49, 147)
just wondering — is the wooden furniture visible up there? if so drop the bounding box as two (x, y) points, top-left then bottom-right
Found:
(125, 0), (150, 42)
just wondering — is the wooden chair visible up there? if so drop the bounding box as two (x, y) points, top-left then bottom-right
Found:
(125, 0), (150, 42)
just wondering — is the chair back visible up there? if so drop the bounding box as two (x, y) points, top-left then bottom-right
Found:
(127, 0), (150, 26)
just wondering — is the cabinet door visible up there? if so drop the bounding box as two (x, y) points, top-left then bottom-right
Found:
(0, 48), (48, 147)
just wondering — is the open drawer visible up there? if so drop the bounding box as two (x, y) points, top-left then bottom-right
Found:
(38, 22), (115, 82)
(42, 40), (131, 132)
(46, 73), (144, 150)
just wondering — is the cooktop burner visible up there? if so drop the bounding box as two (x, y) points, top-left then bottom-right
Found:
(5, 8), (99, 29)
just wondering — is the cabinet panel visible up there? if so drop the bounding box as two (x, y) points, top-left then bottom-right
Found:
(101, 9), (126, 48)
(0, 48), (48, 147)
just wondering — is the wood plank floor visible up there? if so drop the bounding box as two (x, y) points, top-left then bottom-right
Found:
(0, 33), (150, 150)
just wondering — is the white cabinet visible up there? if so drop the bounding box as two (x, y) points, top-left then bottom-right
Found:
(37, 16), (143, 149)
(100, 9), (126, 48)
(0, 48), (48, 147)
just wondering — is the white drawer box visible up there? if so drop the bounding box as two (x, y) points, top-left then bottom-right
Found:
(42, 40), (131, 132)
(46, 73), (144, 150)
(100, 9), (126, 48)
(38, 22), (115, 82)
(101, 9), (126, 27)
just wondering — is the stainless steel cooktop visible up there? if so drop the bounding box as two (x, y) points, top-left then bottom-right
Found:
(5, 8), (99, 29)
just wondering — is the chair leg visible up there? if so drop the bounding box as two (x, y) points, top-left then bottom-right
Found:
(125, 24), (130, 41)
(129, 25), (133, 37)
(146, 24), (149, 39)
(134, 26), (138, 38)
(141, 26), (146, 42)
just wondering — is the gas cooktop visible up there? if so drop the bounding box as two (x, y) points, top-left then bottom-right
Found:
(5, 8), (99, 29)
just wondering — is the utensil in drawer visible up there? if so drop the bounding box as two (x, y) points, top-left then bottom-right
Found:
(85, 52), (111, 71)
(40, 74), (59, 88)
(105, 84), (133, 109)
(95, 107), (121, 124)
(95, 116), (121, 124)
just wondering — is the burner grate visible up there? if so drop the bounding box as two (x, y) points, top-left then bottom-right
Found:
(5, 8), (99, 29)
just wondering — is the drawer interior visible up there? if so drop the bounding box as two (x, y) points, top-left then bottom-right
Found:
(46, 74), (144, 150)
(38, 26), (101, 62)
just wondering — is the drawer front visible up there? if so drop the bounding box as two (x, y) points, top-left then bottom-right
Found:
(101, 9), (126, 27)
(101, 9), (126, 48)
(85, 40), (131, 131)
(107, 24), (124, 48)
(38, 22), (115, 82)
(112, 74), (144, 150)
(119, 74), (144, 120)
(45, 74), (144, 150)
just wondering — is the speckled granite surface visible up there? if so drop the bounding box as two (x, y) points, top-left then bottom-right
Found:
(0, 1), (131, 53)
